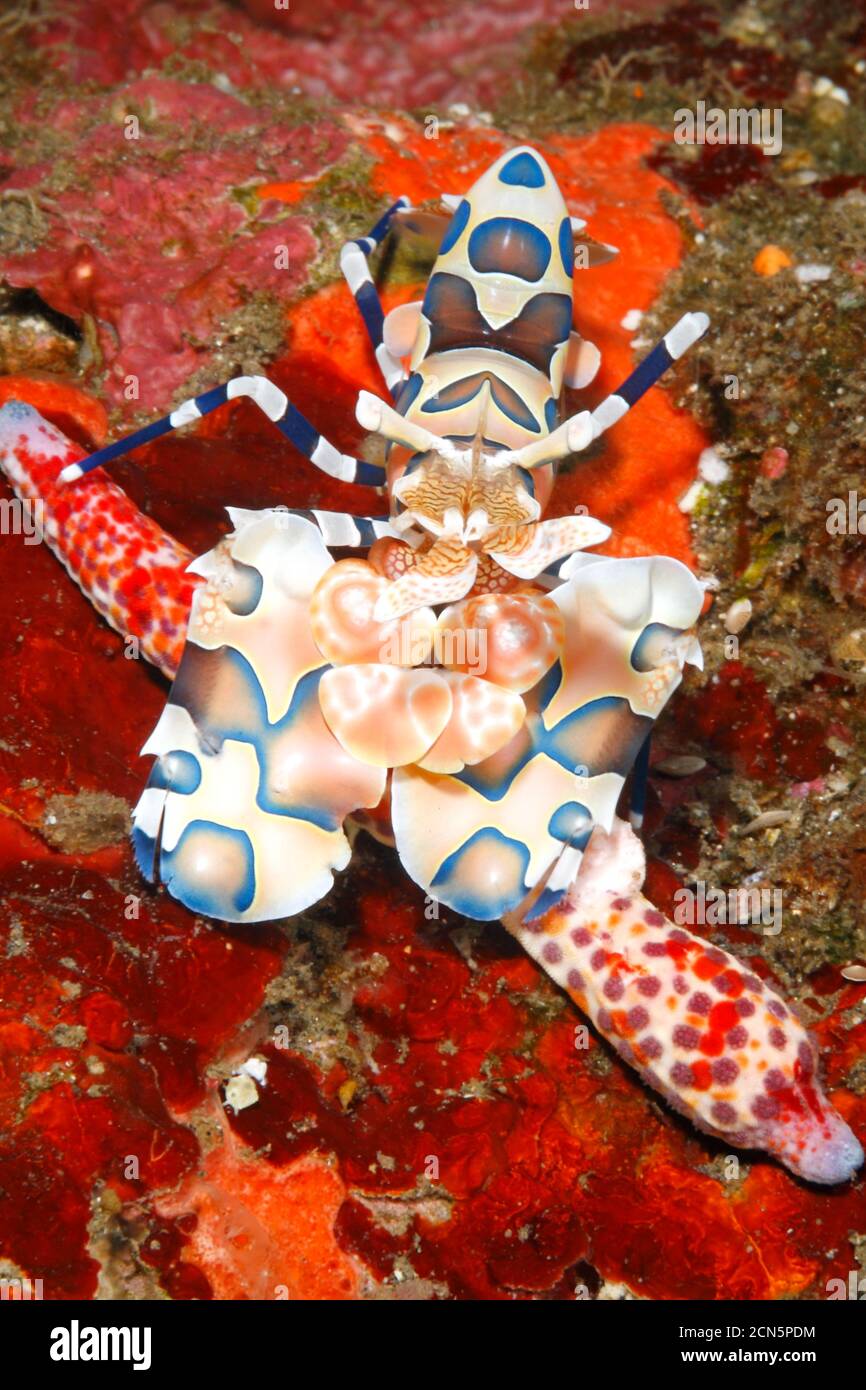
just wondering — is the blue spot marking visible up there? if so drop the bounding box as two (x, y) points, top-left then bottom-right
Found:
(148, 749), (201, 794)
(394, 371), (423, 416)
(523, 885), (568, 923)
(420, 270), (571, 372)
(439, 198), (471, 255)
(546, 294), (575, 345)
(468, 218), (551, 282)
(256, 667), (343, 830)
(419, 373), (541, 433)
(431, 827), (530, 920)
(558, 216), (574, 276)
(131, 825), (157, 882)
(421, 272), (447, 321)
(226, 560), (263, 617)
(630, 732), (652, 821)
(630, 623), (681, 672)
(517, 465), (535, 498)
(544, 398), (558, 432)
(170, 650), (339, 832)
(454, 672), (650, 801)
(548, 801), (593, 847)
(490, 383), (541, 433)
(161, 820), (256, 918)
(419, 381), (481, 415)
(535, 660), (564, 706)
(498, 151), (546, 188)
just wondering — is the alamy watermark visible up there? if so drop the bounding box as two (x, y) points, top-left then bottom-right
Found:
(674, 101), (783, 157)
(1, 1275), (43, 1299)
(378, 625), (488, 672)
(50, 1321), (151, 1370)
(0, 496), (43, 545)
(826, 1271), (866, 1300)
(673, 881), (782, 936)
(826, 491), (866, 535)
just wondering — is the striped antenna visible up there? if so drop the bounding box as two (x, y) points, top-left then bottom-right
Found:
(58, 376), (385, 488)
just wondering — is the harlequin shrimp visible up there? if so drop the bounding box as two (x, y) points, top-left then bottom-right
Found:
(0, 146), (860, 1186)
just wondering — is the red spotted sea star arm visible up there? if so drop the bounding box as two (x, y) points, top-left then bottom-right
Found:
(0, 400), (196, 678)
(2, 403), (862, 1185)
(508, 818), (864, 1185)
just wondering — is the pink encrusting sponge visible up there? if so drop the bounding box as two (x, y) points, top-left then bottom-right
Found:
(508, 821), (864, 1185)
